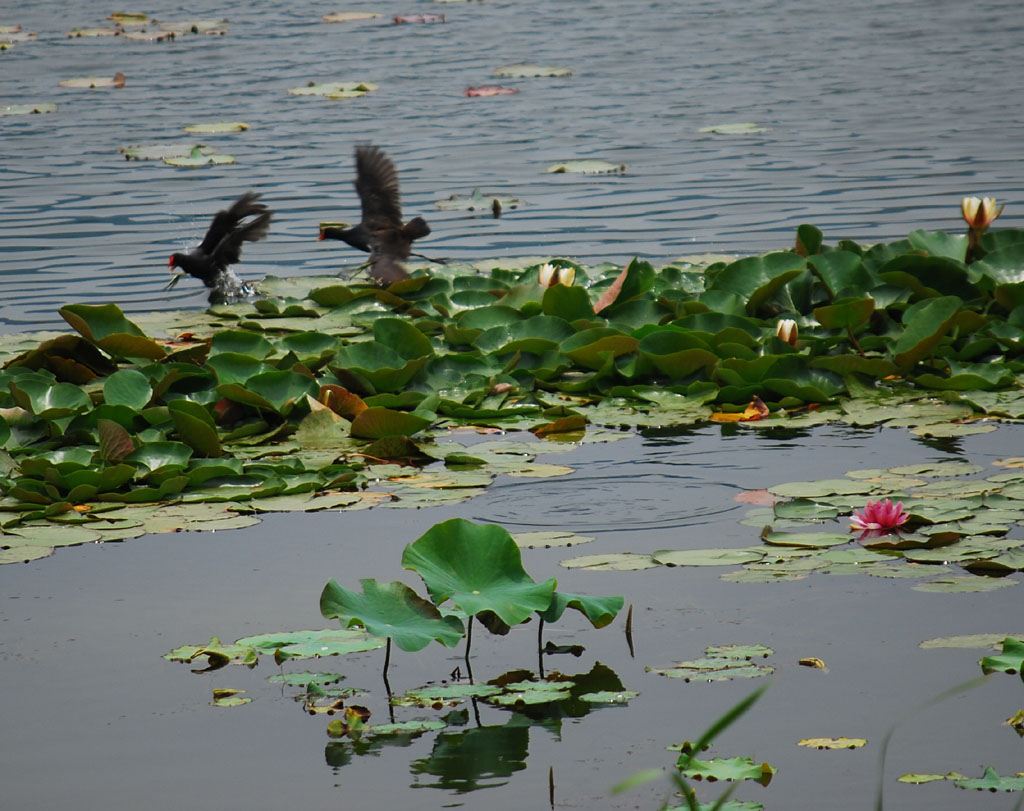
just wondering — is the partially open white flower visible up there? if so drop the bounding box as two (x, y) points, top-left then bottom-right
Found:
(775, 318), (798, 346)
(537, 263), (575, 287)
(962, 196), (1004, 230)
(538, 263), (557, 286)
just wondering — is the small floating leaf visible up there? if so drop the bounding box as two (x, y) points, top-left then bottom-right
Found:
(699, 122), (771, 135)
(0, 103), (57, 116)
(954, 766), (1024, 792)
(163, 146), (235, 167)
(546, 159), (626, 175)
(183, 121), (249, 134)
(654, 548), (765, 567)
(913, 577), (1018, 594)
(560, 552), (659, 571)
(512, 530), (594, 548)
(322, 11), (381, 22)
(120, 143), (215, 161)
(798, 737), (866, 750)
(59, 72), (126, 88)
(494, 63), (572, 78)
(979, 637), (1024, 675)
(211, 688), (250, 707)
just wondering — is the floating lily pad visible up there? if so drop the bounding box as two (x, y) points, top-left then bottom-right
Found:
(920, 633), (1021, 650)
(183, 121), (249, 134)
(654, 548), (765, 566)
(494, 63), (572, 78)
(677, 756), (775, 785)
(163, 146), (235, 167)
(59, 72), (126, 88)
(66, 27), (120, 37)
(120, 143), (215, 161)
(436, 188), (522, 211)
(512, 530), (594, 548)
(699, 122), (771, 135)
(798, 737), (867, 750)
(560, 552), (659, 571)
(288, 80), (378, 98)
(0, 103), (57, 116)
(546, 159), (626, 175)
(211, 688), (250, 707)
(954, 766), (1024, 792)
(322, 11), (381, 22)
(979, 637), (1024, 675)
(912, 576), (1019, 593)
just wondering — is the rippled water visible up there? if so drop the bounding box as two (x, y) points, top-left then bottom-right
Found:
(2, 0), (1022, 329)
(4, 424), (1023, 810)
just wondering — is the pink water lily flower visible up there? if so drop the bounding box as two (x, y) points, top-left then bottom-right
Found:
(850, 498), (909, 532)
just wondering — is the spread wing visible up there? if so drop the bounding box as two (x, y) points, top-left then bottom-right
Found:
(205, 193), (272, 266)
(354, 146), (403, 230)
(198, 192), (266, 254)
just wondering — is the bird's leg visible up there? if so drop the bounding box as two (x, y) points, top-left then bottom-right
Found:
(409, 251), (449, 264)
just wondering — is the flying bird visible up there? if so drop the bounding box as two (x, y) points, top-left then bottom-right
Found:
(167, 192), (272, 304)
(318, 145), (431, 284)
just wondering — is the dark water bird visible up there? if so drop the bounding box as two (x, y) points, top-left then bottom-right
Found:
(318, 145), (431, 284)
(168, 192), (272, 304)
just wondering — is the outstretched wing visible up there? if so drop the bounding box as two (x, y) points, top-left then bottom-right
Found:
(354, 146), (403, 230)
(198, 192), (267, 254)
(209, 193), (273, 266)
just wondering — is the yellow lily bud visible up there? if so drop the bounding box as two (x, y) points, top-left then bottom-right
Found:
(556, 267), (576, 286)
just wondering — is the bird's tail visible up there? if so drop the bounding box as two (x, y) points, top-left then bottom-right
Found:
(238, 211), (273, 243)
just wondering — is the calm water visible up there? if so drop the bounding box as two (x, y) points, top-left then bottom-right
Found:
(3, 2), (1024, 809)
(3, 425), (1023, 811)
(1, 0), (1022, 329)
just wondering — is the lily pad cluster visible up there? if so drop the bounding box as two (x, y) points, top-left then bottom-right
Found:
(567, 457), (1024, 589)
(4, 228), (1024, 559)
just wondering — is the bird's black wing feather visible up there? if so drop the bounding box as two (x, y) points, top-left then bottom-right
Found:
(354, 146), (403, 230)
(198, 192), (268, 256)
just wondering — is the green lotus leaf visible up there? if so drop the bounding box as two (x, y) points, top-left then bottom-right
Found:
(276, 331), (341, 360)
(953, 766), (1024, 792)
(320, 578), (465, 652)
(287, 80), (378, 97)
(205, 352), (273, 385)
(234, 628), (385, 659)
(489, 681), (573, 705)
(761, 531), (851, 549)
(404, 683), (502, 702)
(537, 591), (623, 627)
(7, 378), (91, 419)
(332, 344), (428, 393)
(163, 637), (258, 667)
(120, 143), (215, 161)
(913, 360), (1016, 391)
(979, 637), (1024, 675)
(813, 297), (875, 330)
(907, 229), (969, 261)
(703, 253), (806, 316)
(59, 304), (166, 360)
(810, 356), (899, 378)
(401, 518), (556, 625)
(167, 399), (221, 457)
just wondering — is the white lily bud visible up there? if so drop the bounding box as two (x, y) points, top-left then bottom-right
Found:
(537, 263), (557, 286)
(776, 318), (798, 346)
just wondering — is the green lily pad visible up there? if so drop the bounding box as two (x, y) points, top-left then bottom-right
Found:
(560, 552), (659, 571)
(654, 548), (765, 566)
(320, 578), (465, 652)
(979, 637), (1024, 675)
(677, 756), (776, 784)
(912, 577), (1019, 593)
(512, 530), (595, 548)
(954, 766), (1024, 792)
(401, 518), (556, 626)
(235, 628), (385, 659)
